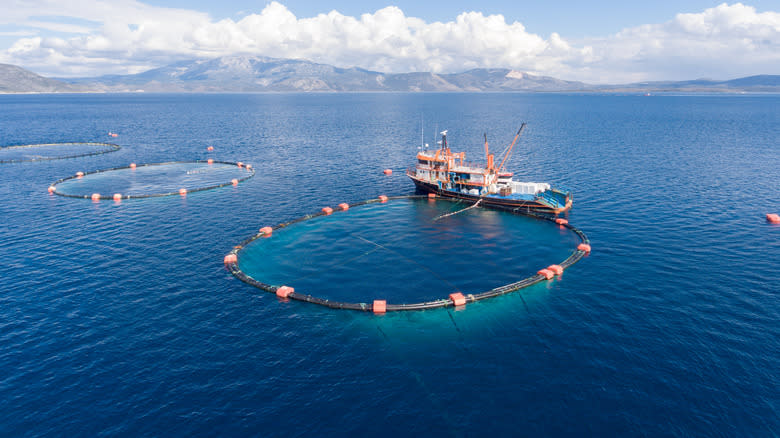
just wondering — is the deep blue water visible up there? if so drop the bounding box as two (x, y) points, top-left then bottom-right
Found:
(0, 93), (778, 437)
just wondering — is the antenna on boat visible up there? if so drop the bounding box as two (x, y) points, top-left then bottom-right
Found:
(484, 132), (489, 161)
(420, 114), (424, 150)
(496, 123), (526, 174)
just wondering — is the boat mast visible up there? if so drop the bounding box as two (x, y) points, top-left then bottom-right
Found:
(496, 123), (526, 174)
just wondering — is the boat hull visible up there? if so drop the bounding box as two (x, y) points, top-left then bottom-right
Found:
(409, 176), (571, 215)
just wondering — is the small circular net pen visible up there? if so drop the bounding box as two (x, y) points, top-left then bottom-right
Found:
(226, 195), (591, 313)
(48, 160), (255, 200)
(0, 142), (120, 164)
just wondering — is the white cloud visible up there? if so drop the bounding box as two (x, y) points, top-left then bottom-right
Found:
(0, 1), (777, 83)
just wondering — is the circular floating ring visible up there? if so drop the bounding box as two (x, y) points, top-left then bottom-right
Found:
(0, 142), (120, 164)
(227, 195), (590, 312)
(49, 160), (254, 200)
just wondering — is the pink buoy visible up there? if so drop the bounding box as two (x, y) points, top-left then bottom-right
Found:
(378, 195), (388, 203)
(449, 292), (466, 306)
(767, 213), (780, 224)
(373, 300), (387, 314)
(276, 286), (294, 298)
(207, 146), (214, 151)
(428, 193), (436, 199)
(246, 164), (252, 171)
(76, 171), (84, 178)
(537, 269), (554, 280)
(547, 264), (563, 276)
(223, 253), (237, 264)
(237, 162), (243, 168)
(338, 203), (349, 211)
(47, 186), (55, 193)
(179, 188), (187, 196)
(231, 179), (238, 186)
(259, 226), (273, 236)
(555, 218), (568, 225)
(207, 158), (214, 165)
(91, 193), (101, 201)
(113, 193), (122, 201)
(322, 207), (333, 215)
(383, 169), (392, 175)
(578, 243), (591, 253)
(130, 163), (136, 169)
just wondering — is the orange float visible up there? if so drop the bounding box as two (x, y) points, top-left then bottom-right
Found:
(259, 226), (273, 236)
(449, 292), (466, 306)
(577, 243), (591, 253)
(179, 188), (187, 196)
(276, 286), (294, 298)
(537, 269), (554, 280)
(113, 193), (122, 201)
(223, 253), (237, 264)
(547, 264), (563, 276)
(338, 203), (349, 211)
(767, 213), (780, 224)
(373, 300), (387, 314)
(383, 169), (393, 175)
(378, 195), (388, 203)
(322, 207), (333, 215)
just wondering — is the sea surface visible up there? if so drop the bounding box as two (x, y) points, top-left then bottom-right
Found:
(0, 93), (778, 437)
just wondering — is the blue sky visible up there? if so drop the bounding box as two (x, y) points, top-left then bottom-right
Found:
(142, 0), (778, 37)
(1, 1), (778, 83)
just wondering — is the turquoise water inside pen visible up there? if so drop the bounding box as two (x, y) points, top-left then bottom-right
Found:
(0, 93), (778, 436)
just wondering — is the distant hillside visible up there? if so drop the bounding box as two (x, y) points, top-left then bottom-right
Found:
(2, 57), (778, 93)
(0, 63), (83, 93)
(60, 56), (592, 93)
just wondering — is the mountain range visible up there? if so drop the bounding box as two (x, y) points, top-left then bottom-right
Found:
(1, 56), (778, 93)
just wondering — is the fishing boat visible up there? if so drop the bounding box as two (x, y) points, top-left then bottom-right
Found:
(406, 124), (572, 214)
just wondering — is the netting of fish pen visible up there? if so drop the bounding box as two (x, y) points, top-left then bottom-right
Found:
(49, 160), (254, 200)
(227, 195), (590, 312)
(0, 142), (120, 163)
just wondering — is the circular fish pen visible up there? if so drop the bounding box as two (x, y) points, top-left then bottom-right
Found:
(227, 195), (591, 312)
(49, 160), (254, 200)
(0, 142), (120, 163)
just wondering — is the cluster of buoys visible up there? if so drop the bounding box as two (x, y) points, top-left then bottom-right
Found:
(767, 213), (780, 224)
